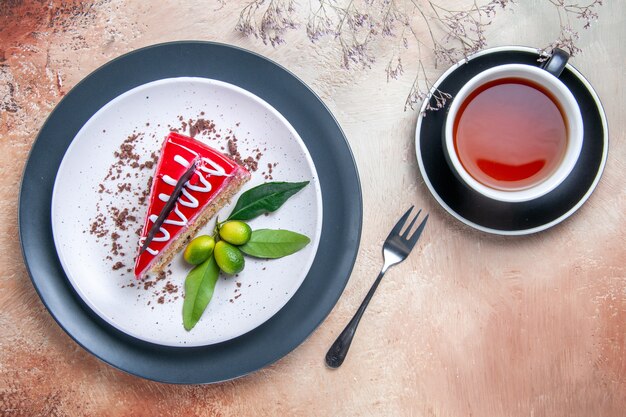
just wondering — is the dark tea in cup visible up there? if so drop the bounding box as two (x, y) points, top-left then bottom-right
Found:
(443, 63), (583, 203)
(453, 77), (568, 191)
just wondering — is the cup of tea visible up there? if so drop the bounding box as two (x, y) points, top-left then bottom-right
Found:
(443, 48), (583, 203)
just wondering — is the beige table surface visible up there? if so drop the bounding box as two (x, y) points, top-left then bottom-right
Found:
(1, 1), (625, 416)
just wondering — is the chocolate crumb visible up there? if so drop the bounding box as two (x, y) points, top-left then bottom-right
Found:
(163, 281), (178, 294)
(228, 139), (238, 156)
(111, 207), (132, 231)
(116, 183), (131, 193)
(90, 213), (108, 238)
(189, 118), (216, 138)
(243, 156), (258, 172)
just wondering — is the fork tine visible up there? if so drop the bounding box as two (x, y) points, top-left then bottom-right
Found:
(401, 209), (422, 238)
(388, 206), (414, 239)
(407, 214), (429, 247)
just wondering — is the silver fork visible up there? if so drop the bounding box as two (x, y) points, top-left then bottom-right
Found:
(325, 206), (429, 368)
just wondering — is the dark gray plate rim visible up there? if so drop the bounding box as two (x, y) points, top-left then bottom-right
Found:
(415, 45), (608, 235)
(18, 41), (362, 384)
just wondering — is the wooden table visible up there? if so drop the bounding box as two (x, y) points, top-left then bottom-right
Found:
(1, 1), (624, 415)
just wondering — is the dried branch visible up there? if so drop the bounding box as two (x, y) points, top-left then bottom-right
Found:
(236, 0), (298, 46)
(233, 0), (603, 112)
(540, 0), (603, 58)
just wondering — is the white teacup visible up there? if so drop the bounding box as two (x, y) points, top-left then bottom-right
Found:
(443, 50), (583, 203)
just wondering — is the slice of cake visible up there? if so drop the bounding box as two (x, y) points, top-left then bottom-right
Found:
(134, 132), (250, 278)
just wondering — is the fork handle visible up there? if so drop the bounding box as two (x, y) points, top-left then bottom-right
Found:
(325, 270), (386, 368)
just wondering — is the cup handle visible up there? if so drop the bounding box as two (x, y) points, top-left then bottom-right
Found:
(541, 47), (569, 77)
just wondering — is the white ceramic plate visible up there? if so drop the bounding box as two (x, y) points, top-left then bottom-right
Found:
(51, 77), (322, 347)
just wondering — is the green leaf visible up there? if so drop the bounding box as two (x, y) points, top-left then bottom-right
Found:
(182, 255), (220, 331)
(240, 229), (311, 259)
(227, 181), (309, 221)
